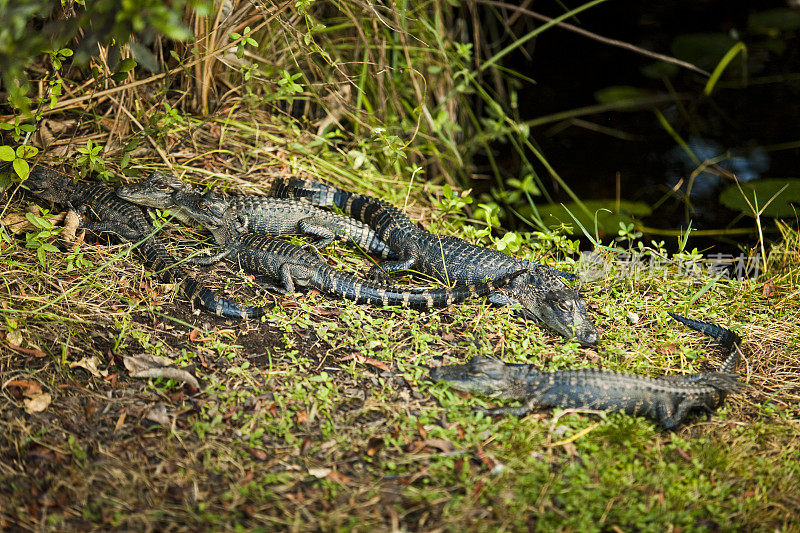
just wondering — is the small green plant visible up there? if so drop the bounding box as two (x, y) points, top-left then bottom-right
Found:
(615, 220), (644, 246)
(276, 69), (304, 105)
(229, 26), (258, 59)
(65, 244), (93, 272)
(75, 140), (112, 180)
(494, 231), (522, 253)
(435, 183), (473, 215)
(67, 434), (87, 463)
(0, 143), (38, 180)
(0, 117), (36, 143)
(24, 209), (62, 267)
(529, 226), (581, 257)
(149, 208), (173, 230)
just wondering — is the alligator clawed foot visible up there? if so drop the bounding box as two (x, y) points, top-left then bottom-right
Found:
(368, 266), (396, 286)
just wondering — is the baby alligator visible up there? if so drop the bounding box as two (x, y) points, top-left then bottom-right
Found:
(268, 178), (598, 344)
(429, 313), (743, 429)
(172, 187), (526, 310)
(17, 165), (263, 318)
(116, 172), (396, 259)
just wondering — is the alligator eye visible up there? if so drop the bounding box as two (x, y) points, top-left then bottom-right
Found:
(557, 300), (573, 312)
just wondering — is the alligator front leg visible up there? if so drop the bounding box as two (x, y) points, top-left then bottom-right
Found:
(188, 249), (233, 266)
(660, 398), (713, 430)
(479, 403), (536, 417)
(478, 394), (545, 417)
(80, 221), (142, 243)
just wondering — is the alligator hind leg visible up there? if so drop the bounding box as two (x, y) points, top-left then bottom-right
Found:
(249, 263), (299, 295)
(297, 217), (337, 249)
(366, 252), (422, 284)
(658, 399), (690, 430)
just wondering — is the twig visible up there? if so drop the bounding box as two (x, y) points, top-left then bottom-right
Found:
(477, 0), (710, 77)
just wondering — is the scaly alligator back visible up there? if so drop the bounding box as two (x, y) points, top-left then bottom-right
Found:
(117, 172), (396, 258)
(218, 231), (526, 310)
(20, 166), (263, 319)
(429, 313), (744, 429)
(269, 178), (598, 344)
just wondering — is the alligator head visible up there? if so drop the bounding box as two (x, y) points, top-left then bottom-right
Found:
(500, 266), (598, 345)
(429, 356), (527, 399)
(169, 189), (238, 244)
(116, 172), (197, 224)
(19, 165), (71, 202)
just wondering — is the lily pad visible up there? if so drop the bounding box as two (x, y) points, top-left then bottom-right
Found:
(671, 33), (738, 71)
(719, 179), (800, 218)
(748, 9), (800, 33)
(524, 200), (652, 235)
(594, 86), (654, 106)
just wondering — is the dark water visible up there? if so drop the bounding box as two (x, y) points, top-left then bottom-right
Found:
(475, 0), (800, 253)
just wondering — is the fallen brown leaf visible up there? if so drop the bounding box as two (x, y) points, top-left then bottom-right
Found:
(762, 279), (775, 298)
(4, 341), (47, 358)
(338, 353), (391, 372)
(115, 412), (127, 431)
(4, 379), (42, 395)
(124, 354), (200, 388)
(366, 437), (384, 457)
(659, 343), (678, 355)
(287, 436), (306, 456)
(145, 403), (171, 426)
(308, 467), (332, 478)
(326, 470), (352, 485)
(27, 443), (66, 464)
(5, 329), (23, 347)
(406, 438), (456, 454)
(245, 447), (268, 461)
(471, 479), (484, 500)
(1, 212), (35, 234)
(24, 392), (52, 414)
(62, 209), (80, 242)
(476, 443), (496, 470)
(123, 354), (174, 372)
(675, 446), (692, 462)
(69, 356), (108, 378)
(131, 367), (200, 390)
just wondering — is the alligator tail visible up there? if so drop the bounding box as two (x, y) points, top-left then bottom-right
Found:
(269, 178), (374, 218)
(269, 178), (338, 206)
(140, 240), (264, 319)
(318, 267), (527, 310)
(668, 312), (742, 373)
(693, 372), (746, 393)
(184, 278), (264, 319)
(270, 178), (415, 242)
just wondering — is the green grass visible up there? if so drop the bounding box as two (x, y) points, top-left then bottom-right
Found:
(1, 145), (799, 530)
(2, 2), (799, 529)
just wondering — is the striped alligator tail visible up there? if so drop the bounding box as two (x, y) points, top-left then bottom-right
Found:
(668, 312), (742, 374)
(139, 237), (264, 319)
(268, 178), (399, 230)
(315, 265), (527, 310)
(184, 278), (264, 319)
